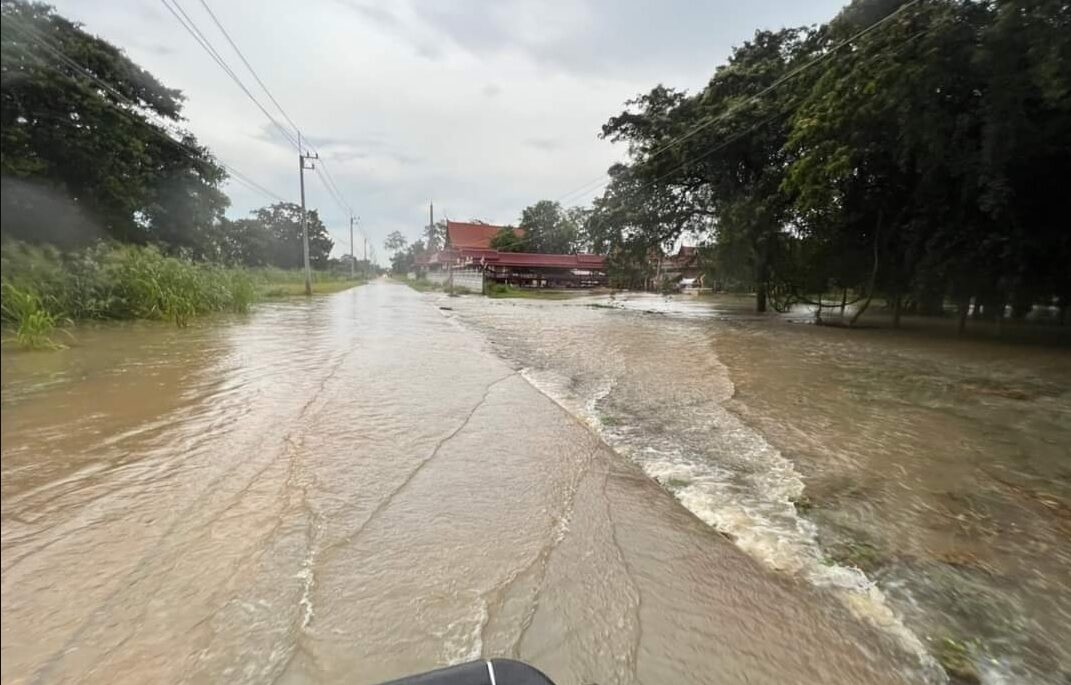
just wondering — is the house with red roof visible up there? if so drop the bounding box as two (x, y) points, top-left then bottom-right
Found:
(415, 220), (607, 289)
(444, 221), (523, 250)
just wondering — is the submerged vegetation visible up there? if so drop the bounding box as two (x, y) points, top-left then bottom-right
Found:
(0, 281), (65, 349)
(1, 241), (255, 328)
(485, 284), (581, 300)
(0, 241), (361, 348)
(0, 1), (375, 350)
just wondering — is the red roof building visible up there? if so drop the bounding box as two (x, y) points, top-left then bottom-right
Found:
(416, 247), (607, 289)
(445, 221), (524, 250)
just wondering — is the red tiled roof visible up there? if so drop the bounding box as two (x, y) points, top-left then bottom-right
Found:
(421, 248), (606, 270)
(481, 252), (605, 269)
(446, 221), (524, 250)
(664, 245), (700, 269)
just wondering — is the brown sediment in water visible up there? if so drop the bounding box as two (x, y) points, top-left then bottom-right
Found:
(1, 284), (922, 684)
(443, 290), (1071, 685)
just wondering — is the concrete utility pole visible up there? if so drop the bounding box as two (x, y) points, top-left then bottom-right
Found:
(349, 215), (356, 280)
(298, 141), (318, 296)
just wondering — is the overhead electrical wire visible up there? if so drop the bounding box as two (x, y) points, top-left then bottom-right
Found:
(166, 0), (367, 248)
(553, 0), (924, 206)
(1, 15), (286, 204)
(195, 0), (302, 139)
(481, 17), (937, 255)
(158, 0), (301, 151)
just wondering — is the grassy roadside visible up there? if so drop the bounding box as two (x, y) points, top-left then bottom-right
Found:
(0, 241), (363, 349)
(258, 279), (362, 297)
(399, 278), (443, 293)
(252, 267), (364, 298)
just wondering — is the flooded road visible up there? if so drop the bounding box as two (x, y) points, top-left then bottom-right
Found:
(444, 291), (1071, 685)
(1, 282), (922, 685)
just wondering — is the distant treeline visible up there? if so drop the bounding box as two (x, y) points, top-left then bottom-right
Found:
(582, 0), (1069, 326)
(0, 1), (337, 269)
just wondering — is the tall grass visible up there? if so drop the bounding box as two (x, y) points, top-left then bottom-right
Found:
(0, 282), (65, 349)
(1, 241), (258, 344)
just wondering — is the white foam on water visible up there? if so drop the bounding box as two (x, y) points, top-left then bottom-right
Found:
(518, 364), (942, 680)
(295, 563), (316, 631)
(440, 597), (488, 665)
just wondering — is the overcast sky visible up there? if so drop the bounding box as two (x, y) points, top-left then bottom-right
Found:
(50, 0), (845, 261)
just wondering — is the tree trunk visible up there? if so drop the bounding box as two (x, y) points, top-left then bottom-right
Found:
(840, 288), (848, 315)
(754, 253), (768, 313)
(892, 291), (902, 329)
(849, 210), (882, 328)
(957, 297), (970, 336)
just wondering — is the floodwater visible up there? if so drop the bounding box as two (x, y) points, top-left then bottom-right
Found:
(442, 291), (1071, 685)
(0, 283), (1059, 685)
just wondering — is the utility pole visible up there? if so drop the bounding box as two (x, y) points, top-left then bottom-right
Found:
(298, 139), (318, 296)
(438, 201), (454, 295)
(363, 235), (368, 277)
(349, 215), (356, 280)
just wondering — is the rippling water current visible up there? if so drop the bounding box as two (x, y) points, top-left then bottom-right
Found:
(2, 283), (1068, 684)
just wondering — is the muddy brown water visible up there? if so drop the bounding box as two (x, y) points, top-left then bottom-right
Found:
(1, 282), (1065, 684)
(444, 290), (1071, 685)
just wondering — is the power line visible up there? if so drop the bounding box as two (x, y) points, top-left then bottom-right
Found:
(2, 15), (287, 205)
(599, 22), (939, 210)
(471, 21), (937, 255)
(158, 0), (300, 151)
(553, 0), (923, 206)
(195, 0), (301, 139)
(314, 156), (352, 214)
(178, 2), (365, 244)
(314, 166), (349, 216)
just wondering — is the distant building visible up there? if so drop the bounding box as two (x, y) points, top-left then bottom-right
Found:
(654, 245), (705, 290)
(415, 220), (606, 288)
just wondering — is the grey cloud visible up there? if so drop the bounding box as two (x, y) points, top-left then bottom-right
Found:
(251, 123), (301, 150)
(525, 137), (561, 151)
(331, 0), (400, 27)
(482, 83), (502, 97)
(411, 0), (845, 79)
(306, 136), (422, 166)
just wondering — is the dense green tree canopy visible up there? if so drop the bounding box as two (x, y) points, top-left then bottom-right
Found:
(590, 0), (1071, 324)
(213, 203), (332, 268)
(489, 226), (525, 252)
(0, 0), (227, 252)
(516, 200), (583, 254)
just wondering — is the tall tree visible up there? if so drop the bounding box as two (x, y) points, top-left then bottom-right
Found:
(384, 230), (408, 253)
(489, 227), (525, 252)
(602, 28), (813, 311)
(249, 203), (332, 269)
(517, 200), (581, 253)
(424, 219), (446, 252)
(0, 0), (227, 250)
